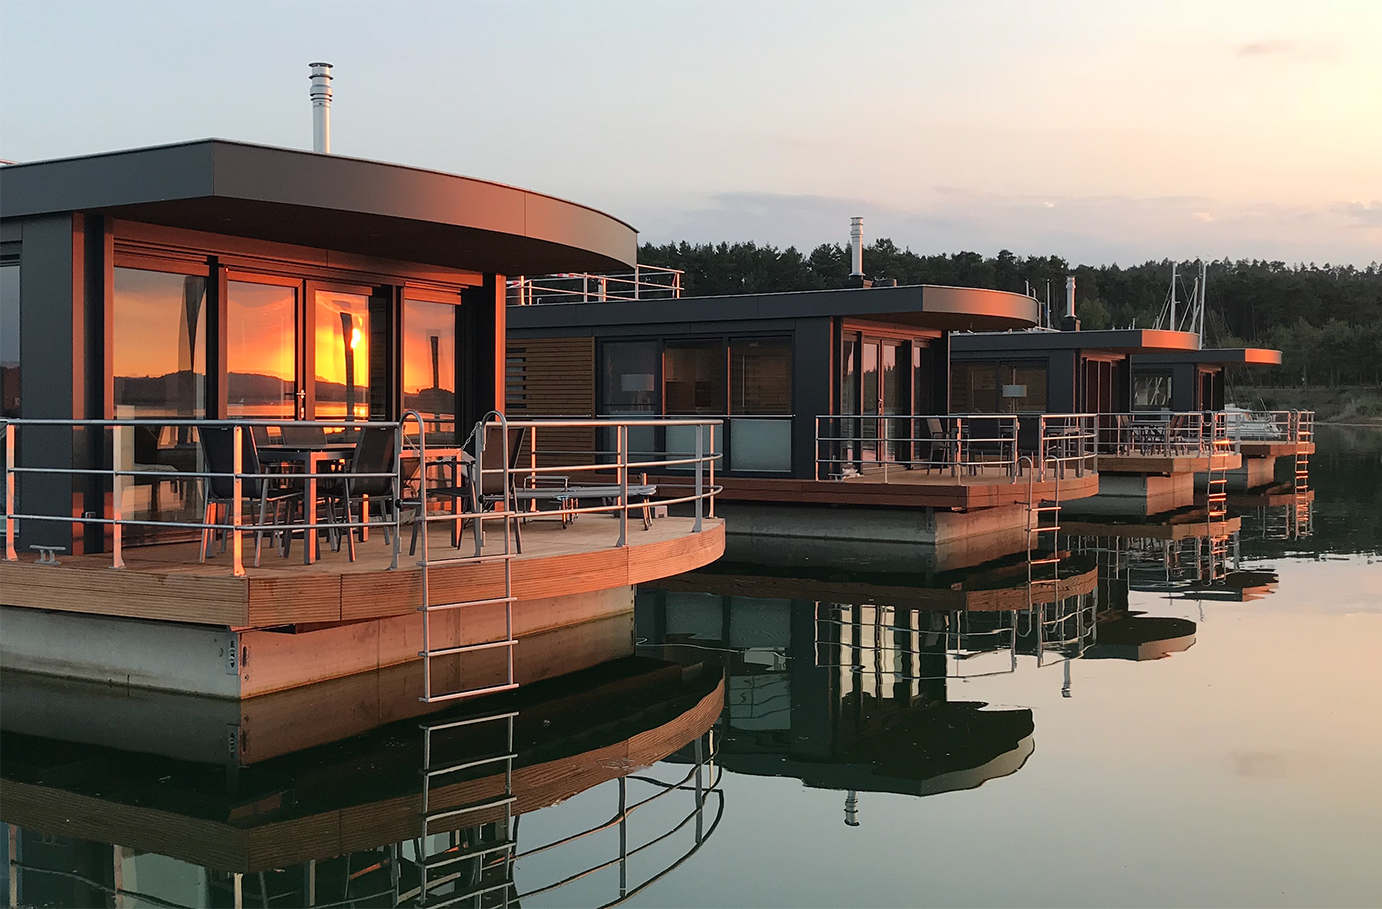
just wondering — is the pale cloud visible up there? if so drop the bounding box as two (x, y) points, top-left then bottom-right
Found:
(626, 189), (1381, 267)
(1235, 39), (1337, 62)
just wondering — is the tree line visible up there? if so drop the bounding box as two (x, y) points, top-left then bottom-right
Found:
(639, 240), (1382, 387)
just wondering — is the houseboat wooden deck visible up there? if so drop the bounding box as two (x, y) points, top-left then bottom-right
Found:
(0, 516), (724, 628)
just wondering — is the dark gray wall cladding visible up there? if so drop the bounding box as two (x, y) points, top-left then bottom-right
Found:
(792, 318), (833, 477)
(1050, 350), (1079, 412)
(17, 214), (80, 551)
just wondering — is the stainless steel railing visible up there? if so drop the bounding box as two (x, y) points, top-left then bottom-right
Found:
(507, 264), (684, 305)
(1224, 408), (1315, 444)
(1, 414), (722, 577)
(815, 412), (1097, 482)
(1096, 410), (1234, 457)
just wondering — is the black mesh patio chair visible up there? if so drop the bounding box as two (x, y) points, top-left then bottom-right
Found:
(198, 427), (301, 567)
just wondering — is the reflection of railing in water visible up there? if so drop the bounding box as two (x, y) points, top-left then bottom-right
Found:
(4, 728), (723, 909)
(813, 597), (1099, 683)
(510, 730), (722, 908)
(1075, 533), (1242, 592)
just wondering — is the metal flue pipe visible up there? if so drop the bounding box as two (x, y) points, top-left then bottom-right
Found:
(309, 62), (333, 153)
(849, 217), (864, 277)
(1065, 275), (1076, 319)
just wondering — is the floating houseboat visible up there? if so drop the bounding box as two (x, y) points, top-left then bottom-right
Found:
(951, 283), (1300, 516)
(507, 252), (1102, 572)
(0, 132), (724, 703)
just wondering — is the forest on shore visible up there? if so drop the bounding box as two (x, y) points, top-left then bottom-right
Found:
(639, 240), (1382, 390)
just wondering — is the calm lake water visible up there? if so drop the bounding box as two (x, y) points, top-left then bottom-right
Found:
(3, 426), (1380, 908)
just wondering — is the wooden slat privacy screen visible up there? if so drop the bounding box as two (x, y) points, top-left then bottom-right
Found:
(506, 337), (597, 466)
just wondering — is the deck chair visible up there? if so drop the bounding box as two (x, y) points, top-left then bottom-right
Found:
(321, 425), (402, 562)
(198, 427), (301, 567)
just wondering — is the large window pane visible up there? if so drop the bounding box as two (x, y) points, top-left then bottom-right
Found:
(601, 341), (659, 414)
(664, 341), (725, 415)
(403, 298), (457, 423)
(227, 281), (297, 419)
(951, 362), (998, 413)
(1133, 373), (1173, 410)
(731, 337), (791, 415)
(1000, 364), (1048, 413)
(112, 268), (206, 418)
(314, 290), (372, 421)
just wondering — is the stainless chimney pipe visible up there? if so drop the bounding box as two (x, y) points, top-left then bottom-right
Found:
(309, 62), (333, 154)
(849, 217), (864, 277)
(1065, 276), (1076, 319)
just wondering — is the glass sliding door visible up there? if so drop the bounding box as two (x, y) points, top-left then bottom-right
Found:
(111, 266), (209, 539)
(881, 341), (903, 461)
(403, 297), (458, 436)
(313, 289), (373, 423)
(227, 280), (298, 419)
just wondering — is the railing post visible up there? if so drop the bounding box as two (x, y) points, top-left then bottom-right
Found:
(708, 420), (716, 519)
(389, 420), (402, 571)
(694, 423), (704, 533)
(232, 424), (245, 578)
(110, 424), (125, 569)
(617, 423), (628, 547)
(4, 422), (16, 561)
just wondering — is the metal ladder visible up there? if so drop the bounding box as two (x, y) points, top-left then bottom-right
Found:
(411, 710), (518, 908)
(415, 414), (520, 704)
(1203, 417), (1233, 578)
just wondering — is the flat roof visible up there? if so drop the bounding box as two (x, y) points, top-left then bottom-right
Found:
(509, 283), (1040, 332)
(0, 139), (636, 274)
(951, 328), (1200, 356)
(1135, 347), (1283, 366)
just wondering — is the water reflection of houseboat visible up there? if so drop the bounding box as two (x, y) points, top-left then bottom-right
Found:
(1069, 510), (1279, 603)
(634, 544), (1116, 807)
(0, 135), (724, 703)
(0, 656), (723, 908)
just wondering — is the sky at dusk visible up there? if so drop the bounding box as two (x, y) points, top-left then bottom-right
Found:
(2, 0), (1379, 266)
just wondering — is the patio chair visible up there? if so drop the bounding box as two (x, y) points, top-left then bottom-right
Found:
(198, 427), (301, 567)
(321, 425), (405, 562)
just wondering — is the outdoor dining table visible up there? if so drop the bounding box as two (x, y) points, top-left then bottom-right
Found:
(257, 443), (356, 564)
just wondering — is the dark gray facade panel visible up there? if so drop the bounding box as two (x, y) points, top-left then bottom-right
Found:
(1049, 351), (1079, 413)
(792, 318), (833, 477)
(1, 220), (22, 243)
(18, 214), (80, 551)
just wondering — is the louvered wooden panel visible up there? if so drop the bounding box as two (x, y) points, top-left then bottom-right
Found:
(507, 336), (596, 466)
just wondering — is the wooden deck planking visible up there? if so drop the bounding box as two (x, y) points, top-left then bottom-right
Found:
(0, 518), (724, 628)
(1096, 453), (1241, 475)
(665, 471), (1099, 509)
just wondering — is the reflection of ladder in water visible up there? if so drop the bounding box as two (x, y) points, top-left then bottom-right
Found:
(1025, 458), (1061, 663)
(1291, 412), (1312, 538)
(413, 710), (518, 908)
(418, 417), (519, 704)
(1204, 419), (1232, 577)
